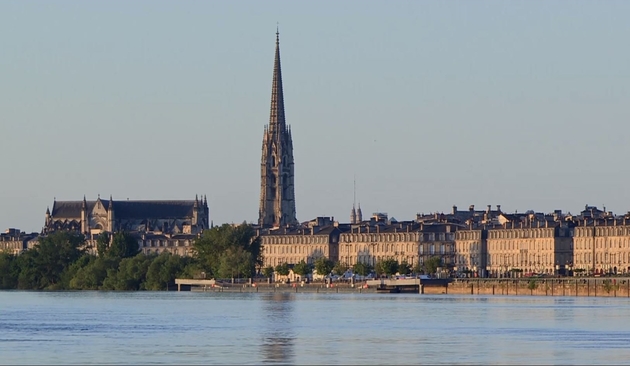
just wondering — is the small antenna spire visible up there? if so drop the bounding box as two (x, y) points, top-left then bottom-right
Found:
(353, 175), (356, 208)
(276, 23), (279, 43)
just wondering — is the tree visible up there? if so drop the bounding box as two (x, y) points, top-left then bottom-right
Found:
(145, 252), (190, 291)
(20, 231), (86, 289)
(527, 279), (538, 295)
(69, 255), (119, 290)
(106, 232), (140, 259)
(423, 256), (442, 275)
(262, 266), (275, 278)
(314, 257), (334, 277)
(398, 260), (411, 275)
(352, 262), (372, 276)
(102, 253), (154, 290)
(332, 262), (349, 275)
(216, 246), (254, 279)
(96, 233), (110, 257)
(192, 224), (261, 277)
(292, 260), (312, 277)
(0, 253), (19, 289)
(412, 262), (424, 274)
(275, 262), (290, 276)
(375, 258), (398, 276)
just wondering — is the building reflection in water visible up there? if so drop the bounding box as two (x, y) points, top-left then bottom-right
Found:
(261, 292), (296, 364)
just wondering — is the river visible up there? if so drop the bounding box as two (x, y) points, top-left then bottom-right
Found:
(1, 291), (629, 364)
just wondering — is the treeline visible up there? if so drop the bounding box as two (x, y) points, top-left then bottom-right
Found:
(0, 223), (261, 291)
(265, 255), (443, 279)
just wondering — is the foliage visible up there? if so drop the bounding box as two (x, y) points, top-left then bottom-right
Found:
(352, 262), (372, 276)
(15, 231), (86, 289)
(332, 261), (349, 275)
(375, 258), (398, 276)
(102, 254), (154, 290)
(314, 257), (334, 277)
(275, 262), (290, 276)
(398, 260), (411, 275)
(192, 224), (261, 277)
(145, 252), (190, 291)
(602, 279), (617, 294)
(412, 262), (424, 274)
(216, 246), (254, 279)
(106, 232), (140, 259)
(0, 253), (19, 289)
(262, 266), (275, 278)
(423, 256), (442, 275)
(96, 233), (110, 258)
(69, 255), (119, 290)
(292, 260), (312, 276)
(527, 279), (538, 293)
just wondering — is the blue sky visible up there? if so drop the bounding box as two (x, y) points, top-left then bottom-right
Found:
(1, 1), (629, 232)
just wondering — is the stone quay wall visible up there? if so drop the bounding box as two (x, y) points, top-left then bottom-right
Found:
(448, 278), (630, 297)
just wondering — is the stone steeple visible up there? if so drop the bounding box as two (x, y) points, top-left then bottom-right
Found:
(258, 30), (298, 229)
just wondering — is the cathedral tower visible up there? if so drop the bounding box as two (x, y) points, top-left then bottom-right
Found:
(258, 30), (298, 228)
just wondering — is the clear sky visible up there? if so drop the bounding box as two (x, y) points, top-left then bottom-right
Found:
(1, 1), (629, 233)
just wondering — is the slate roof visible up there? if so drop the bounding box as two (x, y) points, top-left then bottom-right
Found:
(50, 200), (197, 220)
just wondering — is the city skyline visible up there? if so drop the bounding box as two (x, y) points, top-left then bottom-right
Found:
(2, 1), (630, 232)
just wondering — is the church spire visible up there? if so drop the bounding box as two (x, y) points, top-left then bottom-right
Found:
(269, 27), (285, 133)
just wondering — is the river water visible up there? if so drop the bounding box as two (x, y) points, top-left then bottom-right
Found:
(1, 291), (629, 365)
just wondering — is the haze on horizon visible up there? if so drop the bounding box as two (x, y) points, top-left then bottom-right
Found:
(1, 1), (629, 233)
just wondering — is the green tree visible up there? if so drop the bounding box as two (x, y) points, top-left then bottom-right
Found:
(216, 246), (254, 279)
(332, 262), (349, 275)
(192, 224), (261, 277)
(18, 231), (86, 289)
(262, 266), (275, 278)
(314, 257), (334, 277)
(292, 260), (312, 277)
(96, 233), (110, 257)
(375, 258), (399, 276)
(412, 262), (424, 274)
(102, 253), (154, 290)
(527, 279), (538, 295)
(352, 262), (372, 276)
(145, 252), (190, 291)
(0, 253), (19, 289)
(423, 256), (442, 275)
(106, 231), (140, 259)
(69, 255), (119, 290)
(398, 260), (411, 275)
(275, 262), (290, 276)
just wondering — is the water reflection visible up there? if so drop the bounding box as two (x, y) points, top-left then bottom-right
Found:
(260, 292), (296, 364)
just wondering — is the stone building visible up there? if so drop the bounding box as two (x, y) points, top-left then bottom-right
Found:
(137, 232), (197, 256)
(44, 195), (209, 237)
(258, 31), (298, 229)
(454, 228), (487, 277)
(484, 215), (573, 277)
(43, 195), (209, 255)
(260, 217), (341, 268)
(0, 228), (39, 255)
(573, 217), (630, 275)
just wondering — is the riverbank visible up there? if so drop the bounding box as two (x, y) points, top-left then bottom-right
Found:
(180, 277), (630, 298)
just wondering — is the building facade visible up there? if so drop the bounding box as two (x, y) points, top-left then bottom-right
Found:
(44, 195), (209, 237)
(258, 31), (298, 229)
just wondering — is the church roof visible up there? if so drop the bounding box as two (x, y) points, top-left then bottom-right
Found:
(50, 200), (198, 220)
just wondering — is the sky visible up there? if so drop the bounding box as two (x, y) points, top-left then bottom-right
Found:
(1, 1), (629, 233)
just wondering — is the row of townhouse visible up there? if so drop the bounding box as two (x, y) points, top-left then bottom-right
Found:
(260, 207), (630, 277)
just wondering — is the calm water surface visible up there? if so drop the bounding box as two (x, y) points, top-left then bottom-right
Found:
(1, 291), (629, 365)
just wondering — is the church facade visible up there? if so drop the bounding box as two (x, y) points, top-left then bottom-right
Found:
(45, 195), (209, 236)
(258, 31), (298, 229)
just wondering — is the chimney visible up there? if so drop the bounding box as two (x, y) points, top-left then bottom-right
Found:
(452, 205), (457, 215)
(469, 205), (475, 212)
(487, 205), (491, 214)
(497, 205), (501, 213)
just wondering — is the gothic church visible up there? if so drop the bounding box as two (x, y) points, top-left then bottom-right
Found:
(258, 31), (298, 229)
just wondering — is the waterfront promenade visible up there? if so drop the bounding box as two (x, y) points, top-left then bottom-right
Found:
(175, 277), (630, 298)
